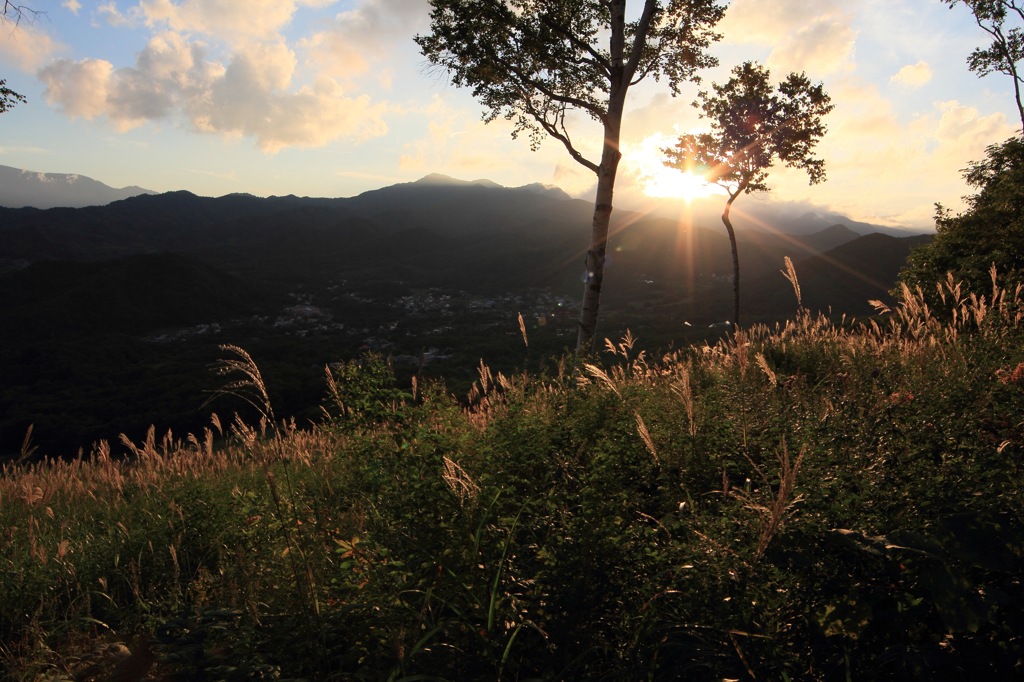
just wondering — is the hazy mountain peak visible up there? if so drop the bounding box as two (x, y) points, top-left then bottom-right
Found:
(413, 173), (505, 189)
(515, 182), (572, 200)
(0, 164), (156, 209)
(414, 173), (468, 185)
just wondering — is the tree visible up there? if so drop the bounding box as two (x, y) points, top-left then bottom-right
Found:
(2, 1), (41, 26)
(416, 0), (726, 352)
(662, 61), (832, 326)
(945, 0), (1024, 131)
(1, 79), (26, 114)
(899, 135), (1024, 300)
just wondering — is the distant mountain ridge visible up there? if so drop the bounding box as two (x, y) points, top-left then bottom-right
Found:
(0, 175), (930, 319)
(0, 173), (934, 457)
(0, 164), (156, 209)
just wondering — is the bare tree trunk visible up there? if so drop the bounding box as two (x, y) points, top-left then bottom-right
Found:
(576, 0), (629, 353)
(722, 192), (741, 327)
(576, 144), (621, 352)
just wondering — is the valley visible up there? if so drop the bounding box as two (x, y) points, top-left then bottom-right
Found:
(0, 175), (930, 458)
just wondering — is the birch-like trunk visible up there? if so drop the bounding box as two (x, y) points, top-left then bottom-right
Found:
(576, 0), (628, 353)
(722, 191), (741, 327)
(576, 135), (622, 353)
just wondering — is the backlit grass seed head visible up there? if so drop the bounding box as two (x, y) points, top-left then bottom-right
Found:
(209, 344), (275, 425)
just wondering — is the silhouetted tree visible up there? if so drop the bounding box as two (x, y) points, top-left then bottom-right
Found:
(945, 0), (1024, 131)
(416, 0), (726, 352)
(663, 62), (832, 325)
(2, 1), (41, 26)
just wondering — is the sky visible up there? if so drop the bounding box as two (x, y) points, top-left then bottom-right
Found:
(0, 0), (1021, 229)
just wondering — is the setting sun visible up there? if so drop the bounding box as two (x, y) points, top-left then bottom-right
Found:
(643, 166), (722, 201)
(629, 132), (725, 202)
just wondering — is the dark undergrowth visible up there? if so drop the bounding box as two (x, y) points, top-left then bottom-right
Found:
(2, 272), (1023, 681)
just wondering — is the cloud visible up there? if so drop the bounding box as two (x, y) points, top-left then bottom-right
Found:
(622, 92), (702, 144)
(63, 0), (82, 14)
(721, 0), (856, 76)
(0, 22), (63, 71)
(931, 100), (1012, 162)
(0, 144), (51, 155)
(39, 31), (389, 150)
(890, 61), (933, 88)
(768, 18), (857, 76)
(39, 32), (217, 129)
(300, 0), (430, 82)
(192, 66), (389, 153)
(721, 0), (838, 42)
(137, 0), (337, 43)
(38, 59), (115, 120)
(763, 84), (1017, 226)
(97, 1), (134, 27)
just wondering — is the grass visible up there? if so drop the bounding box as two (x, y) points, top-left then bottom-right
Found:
(1, 272), (1023, 680)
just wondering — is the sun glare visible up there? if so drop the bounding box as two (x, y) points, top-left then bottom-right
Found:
(630, 132), (723, 203)
(644, 167), (719, 201)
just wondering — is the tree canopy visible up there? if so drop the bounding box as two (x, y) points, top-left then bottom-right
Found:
(417, 0), (726, 351)
(663, 61), (832, 325)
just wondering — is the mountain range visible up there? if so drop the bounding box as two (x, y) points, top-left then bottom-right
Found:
(0, 164), (156, 209)
(0, 170), (932, 458)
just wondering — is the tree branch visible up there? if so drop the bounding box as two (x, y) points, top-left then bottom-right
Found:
(623, 0), (659, 84)
(522, 95), (600, 173)
(537, 13), (611, 78)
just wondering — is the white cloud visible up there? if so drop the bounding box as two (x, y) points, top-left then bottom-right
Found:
(97, 1), (134, 27)
(931, 99), (1012, 163)
(890, 61), (933, 88)
(0, 22), (63, 71)
(762, 84), (1017, 226)
(300, 0), (430, 82)
(39, 32), (390, 150)
(63, 0), (82, 14)
(768, 18), (857, 76)
(137, 0), (338, 43)
(721, 0), (856, 76)
(721, 0), (841, 42)
(39, 59), (115, 120)
(191, 56), (389, 152)
(0, 144), (51, 155)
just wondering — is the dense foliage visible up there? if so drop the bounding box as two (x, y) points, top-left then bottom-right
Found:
(900, 136), (1024, 301)
(2, 275), (1022, 680)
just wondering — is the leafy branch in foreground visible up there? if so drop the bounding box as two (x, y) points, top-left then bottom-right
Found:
(0, 78), (26, 114)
